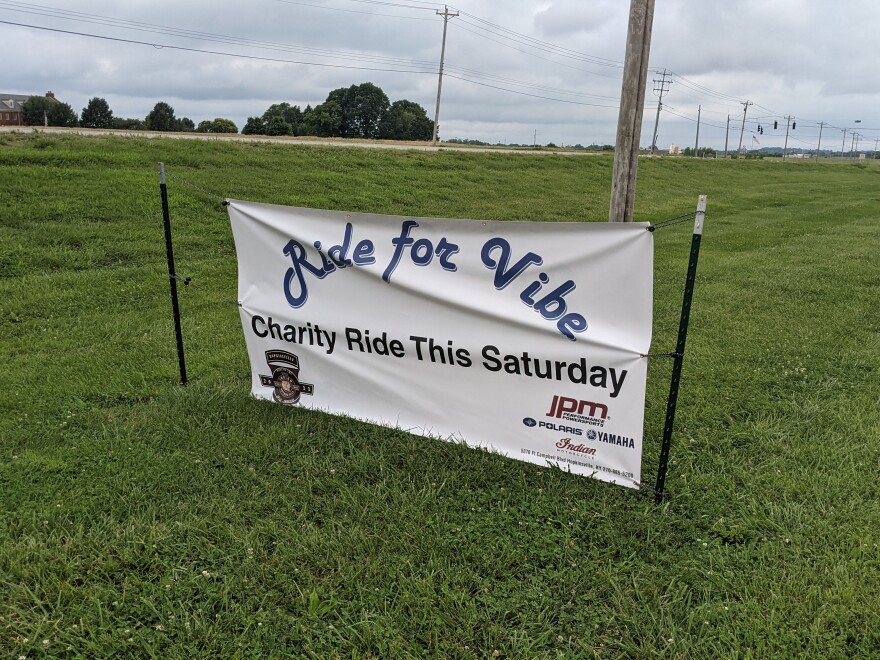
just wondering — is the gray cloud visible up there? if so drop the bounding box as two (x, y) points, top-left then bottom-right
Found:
(3, 0), (878, 149)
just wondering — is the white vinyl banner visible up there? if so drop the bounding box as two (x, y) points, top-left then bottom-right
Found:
(228, 200), (653, 488)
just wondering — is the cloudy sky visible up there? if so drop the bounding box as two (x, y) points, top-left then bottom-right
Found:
(3, 0), (879, 150)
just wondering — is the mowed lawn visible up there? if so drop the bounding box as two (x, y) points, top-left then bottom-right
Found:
(1, 132), (878, 657)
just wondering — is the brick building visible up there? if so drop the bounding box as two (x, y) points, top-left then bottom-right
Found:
(0, 91), (60, 126)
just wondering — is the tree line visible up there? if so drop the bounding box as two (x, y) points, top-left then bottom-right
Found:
(20, 95), (233, 133)
(18, 82), (434, 141)
(241, 82), (434, 141)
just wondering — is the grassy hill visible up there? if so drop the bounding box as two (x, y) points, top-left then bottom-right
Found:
(1, 132), (878, 656)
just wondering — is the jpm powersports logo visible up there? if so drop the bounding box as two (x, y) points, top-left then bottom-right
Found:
(545, 394), (608, 427)
(259, 350), (314, 405)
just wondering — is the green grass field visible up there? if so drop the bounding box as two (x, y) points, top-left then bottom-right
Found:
(1, 132), (879, 657)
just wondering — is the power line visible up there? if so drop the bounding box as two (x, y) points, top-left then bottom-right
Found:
(450, 21), (621, 80)
(454, 16), (621, 70)
(339, 0), (444, 8)
(0, 0), (628, 101)
(661, 106), (727, 130)
(268, 0), (438, 21)
(0, 1), (439, 67)
(660, 86), (740, 114)
(665, 70), (744, 104)
(1, 15), (617, 111)
(0, 20), (437, 74)
(443, 74), (619, 108)
(454, 9), (622, 68)
(443, 64), (620, 101)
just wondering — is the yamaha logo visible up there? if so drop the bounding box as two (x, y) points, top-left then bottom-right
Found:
(523, 417), (537, 427)
(587, 429), (598, 440)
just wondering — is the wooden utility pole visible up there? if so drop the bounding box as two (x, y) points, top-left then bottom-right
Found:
(693, 105), (701, 157)
(650, 68), (671, 154)
(432, 5), (458, 147)
(783, 115), (791, 159)
(737, 100), (752, 155)
(815, 121), (825, 159)
(609, 0), (655, 223)
(724, 114), (730, 158)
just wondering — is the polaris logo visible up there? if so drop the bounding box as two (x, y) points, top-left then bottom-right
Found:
(522, 418), (582, 435)
(539, 421), (582, 436)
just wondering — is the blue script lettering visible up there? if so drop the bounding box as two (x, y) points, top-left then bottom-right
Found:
(481, 237), (589, 341)
(282, 224), (377, 307)
(282, 239), (332, 308)
(481, 237), (542, 289)
(282, 221), (457, 308)
(382, 221), (460, 282)
(326, 222), (376, 268)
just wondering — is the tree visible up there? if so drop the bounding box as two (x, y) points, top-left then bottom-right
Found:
(301, 100), (342, 137)
(330, 82), (389, 139)
(378, 99), (433, 140)
(213, 118), (237, 133)
(262, 103), (303, 134)
(241, 116), (266, 135)
(112, 117), (145, 130)
(80, 97), (114, 129)
(683, 146), (717, 158)
(49, 102), (78, 127)
(175, 117), (195, 132)
(21, 96), (54, 126)
(20, 96), (78, 127)
(196, 118), (238, 133)
(144, 102), (177, 131)
(265, 116), (292, 136)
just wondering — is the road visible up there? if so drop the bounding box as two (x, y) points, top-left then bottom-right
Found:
(0, 125), (602, 156)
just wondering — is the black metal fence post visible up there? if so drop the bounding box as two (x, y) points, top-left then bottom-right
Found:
(158, 162), (188, 386)
(654, 194), (706, 502)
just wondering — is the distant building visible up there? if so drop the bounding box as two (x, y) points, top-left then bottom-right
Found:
(668, 144), (681, 155)
(0, 91), (59, 126)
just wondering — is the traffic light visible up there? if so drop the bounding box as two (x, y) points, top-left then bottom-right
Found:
(791, 122), (796, 130)
(773, 121), (778, 129)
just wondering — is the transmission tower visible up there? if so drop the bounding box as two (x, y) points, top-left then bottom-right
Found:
(650, 68), (671, 154)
